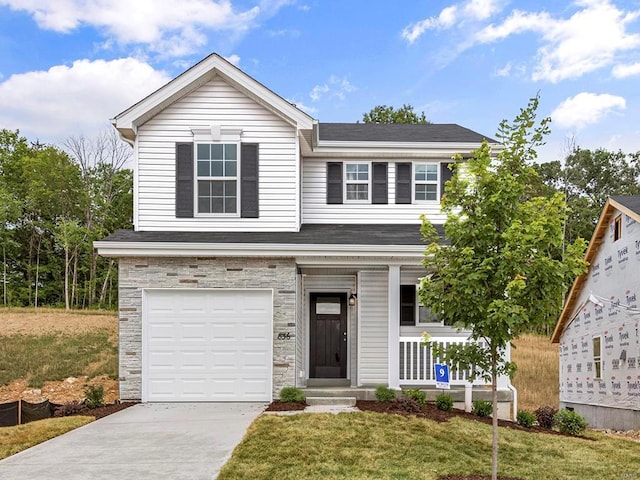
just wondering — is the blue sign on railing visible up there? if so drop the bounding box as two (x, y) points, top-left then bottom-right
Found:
(434, 363), (450, 389)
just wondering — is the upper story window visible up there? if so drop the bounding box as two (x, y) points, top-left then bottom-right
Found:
(196, 143), (238, 215)
(414, 163), (439, 201)
(345, 163), (370, 202)
(614, 215), (622, 241)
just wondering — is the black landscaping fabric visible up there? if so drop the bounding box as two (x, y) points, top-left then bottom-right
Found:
(0, 401), (19, 427)
(21, 399), (53, 423)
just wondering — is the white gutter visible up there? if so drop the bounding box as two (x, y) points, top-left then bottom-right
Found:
(93, 241), (425, 258)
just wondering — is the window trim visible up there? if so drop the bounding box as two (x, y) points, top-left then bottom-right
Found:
(413, 162), (440, 203)
(614, 215), (622, 241)
(344, 161), (371, 203)
(400, 284), (442, 326)
(593, 336), (602, 380)
(194, 142), (241, 217)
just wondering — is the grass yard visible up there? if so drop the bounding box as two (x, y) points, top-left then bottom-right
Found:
(0, 308), (118, 389)
(0, 416), (94, 460)
(511, 334), (559, 412)
(218, 412), (640, 480)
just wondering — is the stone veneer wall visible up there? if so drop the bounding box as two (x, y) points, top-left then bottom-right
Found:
(118, 256), (297, 401)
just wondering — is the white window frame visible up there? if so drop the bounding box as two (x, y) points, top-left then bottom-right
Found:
(593, 336), (602, 380)
(413, 162), (439, 202)
(344, 162), (370, 203)
(194, 142), (240, 217)
(415, 284), (442, 325)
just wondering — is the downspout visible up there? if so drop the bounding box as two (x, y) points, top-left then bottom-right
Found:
(508, 382), (518, 421)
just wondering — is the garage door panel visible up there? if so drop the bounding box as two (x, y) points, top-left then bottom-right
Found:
(144, 289), (273, 402)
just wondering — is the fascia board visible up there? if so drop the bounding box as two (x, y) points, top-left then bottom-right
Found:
(310, 141), (503, 157)
(113, 54), (314, 135)
(94, 241), (424, 258)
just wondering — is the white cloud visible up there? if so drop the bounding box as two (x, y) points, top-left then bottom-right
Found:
(0, 58), (170, 142)
(309, 76), (356, 102)
(612, 62), (640, 78)
(402, 0), (503, 44)
(550, 92), (626, 130)
(224, 54), (241, 66)
(476, 1), (640, 83)
(289, 100), (317, 116)
(0, 0), (268, 57)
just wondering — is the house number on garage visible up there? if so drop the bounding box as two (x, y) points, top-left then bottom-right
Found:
(278, 332), (293, 340)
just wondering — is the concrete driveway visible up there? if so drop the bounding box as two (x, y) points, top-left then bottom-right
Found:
(0, 402), (265, 480)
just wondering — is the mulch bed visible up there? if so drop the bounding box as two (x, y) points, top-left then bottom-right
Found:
(60, 401), (138, 420)
(355, 400), (568, 436)
(264, 401), (307, 411)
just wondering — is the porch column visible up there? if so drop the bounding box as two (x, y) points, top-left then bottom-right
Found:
(388, 265), (400, 389)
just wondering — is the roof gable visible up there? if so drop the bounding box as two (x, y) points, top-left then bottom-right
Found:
(551, 195), (640, 342)
(112, 53), (315, 142)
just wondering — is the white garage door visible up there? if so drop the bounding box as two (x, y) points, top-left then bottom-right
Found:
(143, 289), (272, 402)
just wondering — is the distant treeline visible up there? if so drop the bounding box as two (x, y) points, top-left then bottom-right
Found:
(0, 129), (132, 309)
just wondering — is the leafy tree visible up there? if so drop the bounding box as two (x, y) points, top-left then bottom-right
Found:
(362, 104), (429, 124)
(535, 148), (640, 244)
(419, 97), (587, 480)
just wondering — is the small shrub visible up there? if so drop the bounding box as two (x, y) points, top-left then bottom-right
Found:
(472, 399), (493, 417)
(392, 398), (422, 413)
(375, 385), (397, 403)
(555, 409), (588, 436)
(435, 393), (453, 411)
(54, 400), (87, 417)
(84, 385), (105, 409)
(535, 405), (558, 429)
(403, 388), (426, 406)
(516, 410), (536, 428)
(279, 386), (305, 403)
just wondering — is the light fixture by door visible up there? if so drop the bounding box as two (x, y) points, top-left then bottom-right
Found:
(349, 293), (357, 306)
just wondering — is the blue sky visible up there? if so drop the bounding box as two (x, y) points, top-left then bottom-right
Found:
(1, 0), (639, 163)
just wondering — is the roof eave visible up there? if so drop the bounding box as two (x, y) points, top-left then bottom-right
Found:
(93, 241), (425, 258)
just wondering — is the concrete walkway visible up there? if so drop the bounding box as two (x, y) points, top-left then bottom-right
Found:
(0, 403), (265, 480)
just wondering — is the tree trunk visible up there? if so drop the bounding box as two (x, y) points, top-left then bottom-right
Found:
(491, 354), (499, 480)
(34, 241), (40, 308)
(2, 243), (6, 306)
(99, 260), (113, 305)
(71, 247), (79, 308)
(64, 247), (70, 310)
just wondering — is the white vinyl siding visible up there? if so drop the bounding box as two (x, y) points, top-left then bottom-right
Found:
(135, 76), (299, 231)
(302, 159), (447, 224)
(358, 270), (389, 385)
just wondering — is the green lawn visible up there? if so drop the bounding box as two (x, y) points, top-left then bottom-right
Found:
(0, 416), (94, 459)
(0, 332), (117, 387)
(218, 412), (640, 480)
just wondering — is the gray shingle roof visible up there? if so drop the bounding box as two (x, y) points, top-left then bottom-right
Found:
(611, 195), (640, 215)
(318, 123), (496, 144)
(100, 224), (445, 245)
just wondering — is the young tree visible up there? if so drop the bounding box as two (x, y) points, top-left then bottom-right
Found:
(362, 104), (430, 124)
(420, 97), (587, 480)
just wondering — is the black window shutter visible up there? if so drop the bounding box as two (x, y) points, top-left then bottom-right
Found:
(326, 162), (343, 204)
(175, 142), (194, 218)
(372, 162), (388, 204)
(395, 163), (412, 204)
(400, 285), (416, 326)
(440, 162), (453, 200)
(241, 143), (259, 218)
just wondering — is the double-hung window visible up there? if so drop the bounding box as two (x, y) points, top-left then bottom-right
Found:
(414, 163), (438, 201)
(345, 163), (369, 201)
(196, 143), (238, 215)
(400, 284), (439, 326)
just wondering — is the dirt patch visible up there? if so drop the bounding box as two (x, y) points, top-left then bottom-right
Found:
(0, 375), (119, 404)
(0, 308), (117, 337)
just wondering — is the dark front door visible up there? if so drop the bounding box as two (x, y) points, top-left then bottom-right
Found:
(310, 293), (347, 378)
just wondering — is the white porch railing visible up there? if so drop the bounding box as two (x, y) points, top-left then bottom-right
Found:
(399, 336), (487, 386)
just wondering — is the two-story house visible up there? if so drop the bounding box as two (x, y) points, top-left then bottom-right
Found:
(95, 53), (515, 415)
